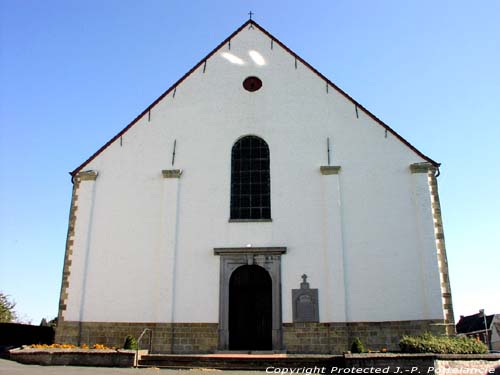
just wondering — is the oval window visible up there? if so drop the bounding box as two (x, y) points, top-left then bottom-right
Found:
(243, 76), (262, 92)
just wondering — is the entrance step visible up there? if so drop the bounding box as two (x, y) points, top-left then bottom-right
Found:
(138, 353), (342, 370)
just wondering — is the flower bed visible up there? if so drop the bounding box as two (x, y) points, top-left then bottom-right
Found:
(30, 343), (114, 350)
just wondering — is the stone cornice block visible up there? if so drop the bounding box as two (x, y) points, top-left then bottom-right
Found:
(410, 162), (436, 173)
(213, 247), (287, 255)
(320, 166), (341, 175)
(162, 169), (183, 178)
(78, 170), (98, 181)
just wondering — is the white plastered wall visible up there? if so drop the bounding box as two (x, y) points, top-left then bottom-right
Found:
(63, 25), (444, 324)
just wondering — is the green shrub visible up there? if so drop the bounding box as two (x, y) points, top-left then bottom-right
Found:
(351, 337), (365, 353)
(123, 335), (138, 350)
(399, 333), (488, 354)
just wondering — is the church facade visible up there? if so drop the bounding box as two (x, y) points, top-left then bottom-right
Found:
(55, 20), (454, 353)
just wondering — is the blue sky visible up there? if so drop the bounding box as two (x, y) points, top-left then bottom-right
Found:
(0, 0), (499, 324)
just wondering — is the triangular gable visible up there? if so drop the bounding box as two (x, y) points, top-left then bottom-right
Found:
(71, 20), (439, 178)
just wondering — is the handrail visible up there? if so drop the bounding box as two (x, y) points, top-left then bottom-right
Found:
(135, 328), (153, 367)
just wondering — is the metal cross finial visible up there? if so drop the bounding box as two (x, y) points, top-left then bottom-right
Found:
(301, 274), (308, 283)
(248, 11), (254, 20)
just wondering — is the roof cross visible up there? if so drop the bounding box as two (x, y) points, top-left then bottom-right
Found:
(248, 11), (254, 20)
(301, 274), (307, 283)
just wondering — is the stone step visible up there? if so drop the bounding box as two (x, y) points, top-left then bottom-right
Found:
(138, 354), (341, 370)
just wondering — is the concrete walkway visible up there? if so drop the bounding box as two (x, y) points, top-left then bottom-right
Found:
(0, 359), (262, 375)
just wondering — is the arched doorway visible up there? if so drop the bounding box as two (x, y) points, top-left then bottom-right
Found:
(229, 265), (272, 350)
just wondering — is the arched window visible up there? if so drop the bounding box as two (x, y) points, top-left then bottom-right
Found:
(230, 136), (271, 220)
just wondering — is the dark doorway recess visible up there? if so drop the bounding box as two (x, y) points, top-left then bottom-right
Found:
(229, 265), (272, 350)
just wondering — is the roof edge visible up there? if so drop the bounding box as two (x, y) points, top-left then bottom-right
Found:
(250, 21), (440, 168)
(71, 20), (253, 177)
(71, 19), (439, 177)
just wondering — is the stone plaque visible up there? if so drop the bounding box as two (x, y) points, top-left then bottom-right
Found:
(292, 274), (319, 322)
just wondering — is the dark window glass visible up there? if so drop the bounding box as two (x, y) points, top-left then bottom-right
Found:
(230, 136), (271, 220)
(243, 77), (262, 92)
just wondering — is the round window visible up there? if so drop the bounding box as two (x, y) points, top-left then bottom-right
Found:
(243, 76), (262, 92)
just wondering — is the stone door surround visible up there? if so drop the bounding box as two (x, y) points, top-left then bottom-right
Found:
(213, 247), (286, 351)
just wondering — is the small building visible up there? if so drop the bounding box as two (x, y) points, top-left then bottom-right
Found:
(55, 19), (454, 353)
(457, 313), (500, 351)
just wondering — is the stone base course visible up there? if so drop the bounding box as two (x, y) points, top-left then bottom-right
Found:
(283, 319), (446, 353)
(283, 322), (348, 354)
(57, 319), (446, 354)
(56, 322), (218, 354)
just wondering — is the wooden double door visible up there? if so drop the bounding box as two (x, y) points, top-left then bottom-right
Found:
(228, 265), (272, 350)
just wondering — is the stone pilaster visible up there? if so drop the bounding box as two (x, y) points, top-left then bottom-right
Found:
(56, 170), (98, 343)
(428, 169), (455, 334)
(157, 169), (182, 350)
(410, 162), (455, 335)
(319, 166), (347, 322)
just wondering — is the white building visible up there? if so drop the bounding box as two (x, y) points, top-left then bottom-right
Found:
(56, 20), (454, 353)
